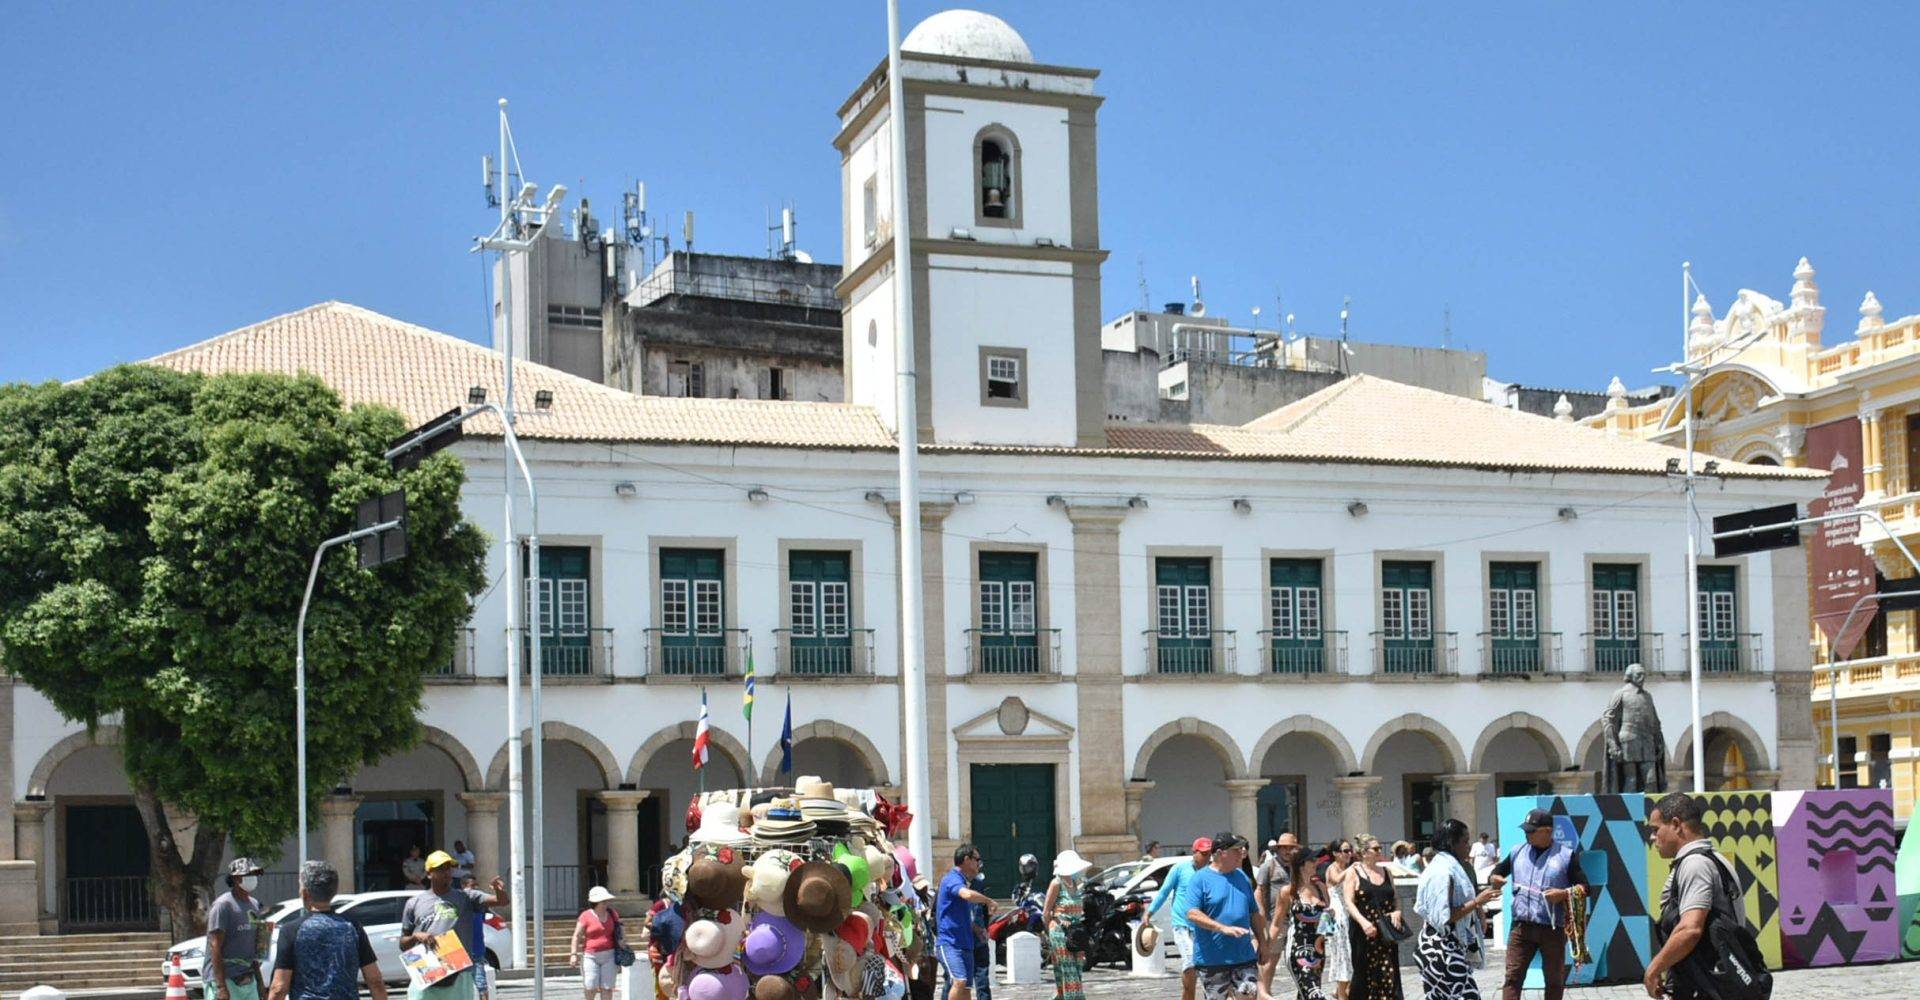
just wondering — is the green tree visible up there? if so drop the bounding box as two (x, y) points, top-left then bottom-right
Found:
(0, 365), (487, 937)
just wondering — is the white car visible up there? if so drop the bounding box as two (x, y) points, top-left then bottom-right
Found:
(164, 890), (510, 986)
(1085, 855), (1190, 951)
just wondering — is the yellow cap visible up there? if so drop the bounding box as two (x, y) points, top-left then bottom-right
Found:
(426, 850), (457, 871)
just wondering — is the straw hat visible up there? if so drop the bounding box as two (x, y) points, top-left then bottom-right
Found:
(684, 914), (742, 970)
(824, 935), (862, 996)
(783, 860), (853, 933)
(747, 849), (801, 915)
(1134, 922), (1160, 957)
(1052, 849), (1093, 878)
(751, 975), (798, 1000)
(691, 803), (753, 847)
(863, 844), (896, 887)
(687, 856), (748, 910)
(751, 800), (818, 845)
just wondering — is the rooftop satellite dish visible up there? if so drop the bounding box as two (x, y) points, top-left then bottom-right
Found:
(1190, 300), (1206, 317)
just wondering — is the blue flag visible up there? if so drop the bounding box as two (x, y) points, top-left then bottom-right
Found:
(779, 691), (794, 775)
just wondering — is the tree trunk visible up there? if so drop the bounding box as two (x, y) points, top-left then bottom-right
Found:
(131, 782), (227, 941)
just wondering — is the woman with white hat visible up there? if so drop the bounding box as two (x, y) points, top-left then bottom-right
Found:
(569, 885), (623, 1000)
(1043, 850), (1094, 1000)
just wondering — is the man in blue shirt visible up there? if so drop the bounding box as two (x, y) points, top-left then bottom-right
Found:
(1148, 836), (1213, 1000)
(936, 844), (996, 1000)
(266, 861), (385, 1000)
(1184, 832), (1264, 1000)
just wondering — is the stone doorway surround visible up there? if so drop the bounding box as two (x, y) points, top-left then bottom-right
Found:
(951, 697), (1079, 864)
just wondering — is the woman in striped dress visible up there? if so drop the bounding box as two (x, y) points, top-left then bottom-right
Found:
(1044, 850), (1093, 1000)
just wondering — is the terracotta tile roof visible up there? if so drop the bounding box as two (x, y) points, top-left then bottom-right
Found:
(143, 302), (895, 449)
(141, 302), (1819, 481)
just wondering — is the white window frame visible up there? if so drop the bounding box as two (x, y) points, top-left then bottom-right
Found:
(1184, 584), (1211, 637)
(693, 578), (723, 636)
(1008, 580), (1036, 634)
(1156, 584), (1184, 638)
(790, 581), (817, 637)
(986, 355), (1021, 399)
(1408, 588), (1433, 641)
(979, 582), (1006, 634)
(661, 579), (690, 635)
(821, 581), (850, 637)
(1270, 586), (1294, 640)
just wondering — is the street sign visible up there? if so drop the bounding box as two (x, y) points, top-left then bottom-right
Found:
(388, 408), (464, 471)
(1712, 503), (1801, 557)
(355, 489), (409, 568)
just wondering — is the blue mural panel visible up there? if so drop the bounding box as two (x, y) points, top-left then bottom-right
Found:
(1495, 793), (1651, 987)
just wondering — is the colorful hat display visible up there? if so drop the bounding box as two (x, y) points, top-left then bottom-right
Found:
(691, 802), (753, 847)
(685, 964), (750, 1000)
(783, 859), (853, 933)
(747, 849), (800, 915)
(687, 855), (748, 910)
(832, 842), (872, 900)
(752, 800), (818, 845)
(863, 843), (896, 887)
(823, 934), (862, 996)
(742, 911), (806, 976)
(684, 910), (747, 970)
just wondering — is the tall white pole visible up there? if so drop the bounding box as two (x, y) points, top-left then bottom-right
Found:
(1683, 261), (1706, 793)
(497, 96), (530, 972)
(886, 0), (934, 871)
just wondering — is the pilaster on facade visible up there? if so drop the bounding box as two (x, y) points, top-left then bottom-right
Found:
(12, 801), (50, 926)
(595, 790), (652, 899)
(1439, 773), (1492, 827)
(1067, 502), (1132, 839)
(318, 795), (362, 893)
(887, 499), (954, 843)
(1333, 776), (1383, 839)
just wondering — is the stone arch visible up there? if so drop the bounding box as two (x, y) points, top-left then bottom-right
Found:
(1248, 715), (1359, 775)
(28, 726), (124, 798)
(1470, 713), (1572, 773)
(1131, 718), (1246, 781)
(1670, 711), (1770, 772)
(1655, 366), (1785, 432)
(625, 722), (751, 787)
(758, 721), (890, 786)
(414, 725), (484, 792)
(1574, 718), (1608, 771)
(1360, 713), (1467, 774)
(486, 722), (622, 791)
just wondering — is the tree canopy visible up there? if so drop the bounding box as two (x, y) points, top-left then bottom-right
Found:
(0, 365), (487, 924)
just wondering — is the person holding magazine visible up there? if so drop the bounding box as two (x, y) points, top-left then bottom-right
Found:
(398, 851), (508, 1000)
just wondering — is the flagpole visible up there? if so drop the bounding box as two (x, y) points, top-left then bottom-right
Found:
(745, 647), (755, 785)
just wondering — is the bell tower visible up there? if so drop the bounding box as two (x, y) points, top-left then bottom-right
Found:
(834, 10), (1107, 447)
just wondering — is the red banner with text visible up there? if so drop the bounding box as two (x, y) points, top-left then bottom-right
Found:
(1806, 417), (1876, 657)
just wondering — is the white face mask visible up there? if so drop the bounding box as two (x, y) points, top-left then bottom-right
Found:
(239, 875), (259, 893)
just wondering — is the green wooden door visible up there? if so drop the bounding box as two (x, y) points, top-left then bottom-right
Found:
(1268, 559), (1324, 673)
(1487, 561), (1540, 673)
(970, 764), (1056, 895)
(1591, 563), (1640, 671)
(788, 550), (853, 674)
(1696, 566), (1738, 672)
(977, 551), (1040, 673)
(528, 546), (591, 675)
(1380, 561), (1434, 673)
(1155, 557), (1214, 673)
(661, 548), (726, 675)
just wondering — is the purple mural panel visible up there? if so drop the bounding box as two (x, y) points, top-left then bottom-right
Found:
(1773, 789), (1899, 967)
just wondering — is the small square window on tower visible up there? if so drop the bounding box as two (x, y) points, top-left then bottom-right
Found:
(979, 347), (1027, 408)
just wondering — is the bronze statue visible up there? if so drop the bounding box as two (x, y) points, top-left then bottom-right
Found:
(1602, 663), (1666, 793)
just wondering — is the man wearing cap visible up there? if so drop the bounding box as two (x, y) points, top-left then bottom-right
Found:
(1185, 832), (1265, 1000)
(208, 857), (267, 1000)
(399, 850), (508, 1000)
(1488, 808), (1588, 1000)
(266, 860), (386, 1000)
(1147, 837), (1214, 1000)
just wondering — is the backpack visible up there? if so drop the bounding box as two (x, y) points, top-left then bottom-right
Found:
(1655, 845), (1771, 1000)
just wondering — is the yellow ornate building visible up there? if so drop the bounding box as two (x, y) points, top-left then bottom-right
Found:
(1589, 258), (1918, 813)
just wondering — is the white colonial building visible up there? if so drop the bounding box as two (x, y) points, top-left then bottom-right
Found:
(4, 10), (1821, 932)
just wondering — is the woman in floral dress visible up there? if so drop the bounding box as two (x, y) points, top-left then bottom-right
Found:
(1266, 851), (1331, 1000)
(1044, 850), (1093, 1000)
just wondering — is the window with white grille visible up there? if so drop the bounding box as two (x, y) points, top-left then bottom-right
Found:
(1591, 589), (1614, 639)
(1184, 585), (1211, 636)
(1270, 587), (1294, 639)
(662, 579), (689, 635)
(986, 356), (1020, 400)
(1297, 588), (1321, 639)
(790, 581), (817, 636)
(821, 581), (850, 636)
(980, 582), (1006, 634)
(1382, 590), (1405, 639)
(1489, 590), (1511, 638)
(1408, 589), (1433, 640)
(1157, 585), (1183, 637)
(694, 579), (722, 635)
(1008, 581), (1036, 633)
(1613, 592), (1636, 637)
(1513, 589), (1537, 640)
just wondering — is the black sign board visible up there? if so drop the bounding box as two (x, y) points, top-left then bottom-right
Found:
(355, 489), (409, 569)
(388, 408), (464, 471)
(1878, 575), (1920, 613)
(1712, 503), (1801, 557)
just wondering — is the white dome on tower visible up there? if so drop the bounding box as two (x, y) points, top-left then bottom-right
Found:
(903, 9), (1034, 63)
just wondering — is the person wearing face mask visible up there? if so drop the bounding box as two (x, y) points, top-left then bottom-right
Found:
(207, 857), (268, 1000)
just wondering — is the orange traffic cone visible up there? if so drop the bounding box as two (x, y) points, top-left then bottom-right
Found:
(165, 953), (189, 1000)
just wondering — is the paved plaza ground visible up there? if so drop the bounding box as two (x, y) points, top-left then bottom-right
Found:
(492, 959), (1915, 1000)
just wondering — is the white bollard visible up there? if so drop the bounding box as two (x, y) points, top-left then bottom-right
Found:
(22, 988), (66, 1000)
(1128, 920), (1167, 976)
(1004, 930), (1044, 984)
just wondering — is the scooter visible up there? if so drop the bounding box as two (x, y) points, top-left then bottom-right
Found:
(1077, 889), (1150, 970)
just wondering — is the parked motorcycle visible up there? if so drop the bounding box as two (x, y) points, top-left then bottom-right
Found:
(1076, 889), (1150, 970)
(987, 854), (1046, 965)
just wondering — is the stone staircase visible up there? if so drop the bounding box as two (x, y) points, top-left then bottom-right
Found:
(0, 931), (173, 992)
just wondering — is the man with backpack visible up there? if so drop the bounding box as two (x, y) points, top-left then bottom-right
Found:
(1644, 793), (1771, 1000)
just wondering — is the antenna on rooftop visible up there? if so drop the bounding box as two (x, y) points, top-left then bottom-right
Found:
(683, 210), (695, 255)
(768, 201), (799, 261)
(1137, 257), (1150, 311)
(1442, 304), (1452, 350)
(1189, 275), (1206, 317)
(1339, 296), (1354, 374)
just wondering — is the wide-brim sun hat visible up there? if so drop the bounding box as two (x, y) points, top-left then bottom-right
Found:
(1134, 922), (1160, 957)
(752, 975), (798, 1000)
(824, 935), (862, 995)
(692, 803), (754, 847)
(1052, 849), (1092, 877)
(747, 849), (801, 915)
(687, 857), (748, 910)
(743, 911), (807, 976)
(587, 885), (616, 904)
(686, 964), (750, 1000)
(783, 860), (853, 933)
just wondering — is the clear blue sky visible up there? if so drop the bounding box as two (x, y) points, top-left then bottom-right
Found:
(5, 3), (1916, 391)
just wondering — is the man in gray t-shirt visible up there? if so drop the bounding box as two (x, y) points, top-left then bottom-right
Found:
(399, 850), (507, 999)
(1645, 794), (1748, 1000)
(207, 857), (267, 1000)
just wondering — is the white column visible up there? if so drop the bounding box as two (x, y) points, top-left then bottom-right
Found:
(458, 792), (508, 882)
(13, 801), (50, 923)
(1222, 779), (1268, 842)
(597, 790), (650, 900)
(1333, 776), (1382, 839)
(1440, 773), (1491, 829)
(319, 795), (361, 892)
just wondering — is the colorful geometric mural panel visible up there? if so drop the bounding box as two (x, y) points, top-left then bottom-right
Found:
(1774, 789), (1899, 967)
(1889, 795), (1919, 960)
(1646, 791), (1782, 970)
(1497, 793), (1650, 987)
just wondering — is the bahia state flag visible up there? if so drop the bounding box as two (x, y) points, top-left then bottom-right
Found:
(692, 688), (710, 769)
